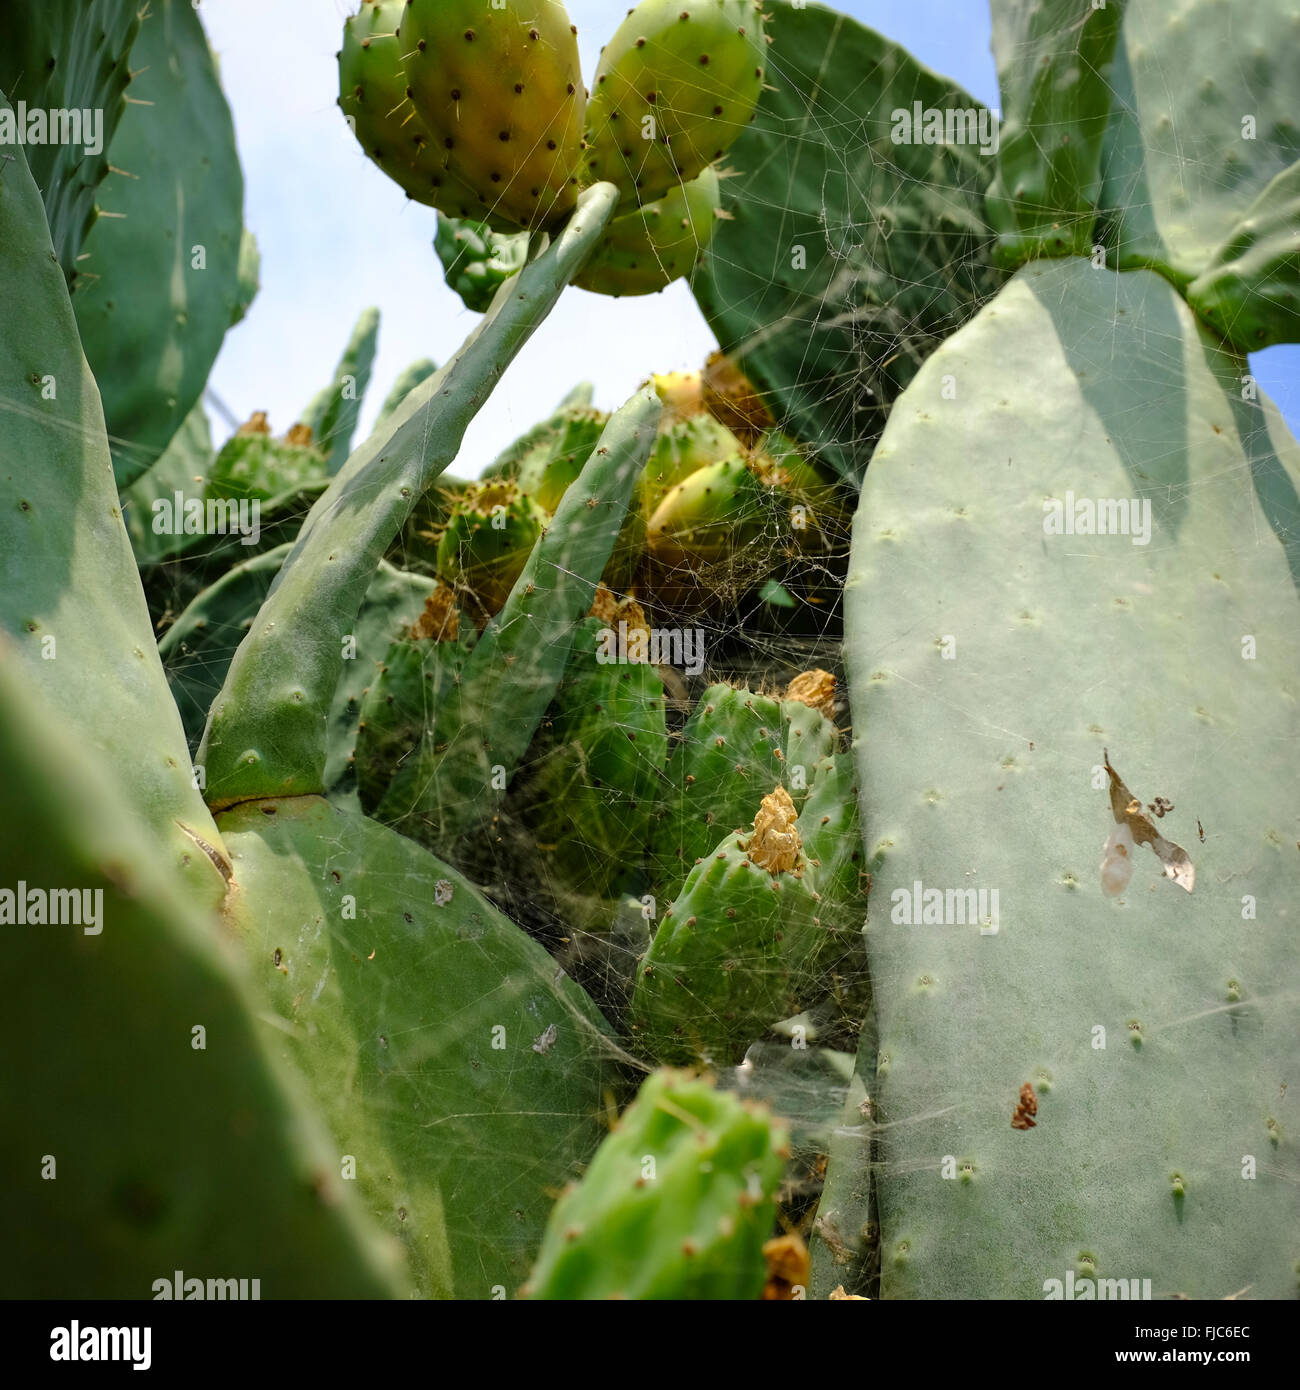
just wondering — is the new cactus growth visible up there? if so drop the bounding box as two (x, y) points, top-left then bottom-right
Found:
(632, 785), (846, 1066)
(583, 0), (767, 208)
(526, 1069), (789, 1299)
(207, 414), (329, 503)
(436, 481), (548, 621)
(398, 0), (586, 231)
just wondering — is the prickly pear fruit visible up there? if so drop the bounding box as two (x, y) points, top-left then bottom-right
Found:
(338, 0), (482, 216)
(399, 0), (585, 230)
(207, 413), (328, 502)
(525, 1068), (789, 1299)
(511, 617), (667, 929)
(649, 680), (839, 904)
(354, 585), (477, 816)
(793, 749), (866, 936)
(434, 213), (530, 314)
(643, 454), (780, 611)
(649, 369), (706, 421)
(702, 348), (777, 445)
(632, 787), (840, 1065)
(583, 0), (767, 208)
(642, 412), (746, 513)
(435, 481), (547, 620)
(574, 166), (721, 297)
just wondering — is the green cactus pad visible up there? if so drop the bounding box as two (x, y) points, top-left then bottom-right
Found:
(985, 0), (1126, 268)
(650, 681), (839, 905)
(436, 481), (548, 620)
(1186, 160), (1300, 352)
(0, 649), (406, 1298)
(219, 794), (622, 1298)
(0, 0), (140, 281)
(635, 783), (852, 1067)
(0, 127), (228, 906)
(300, 306), (381, 475)
(1098, 0), (1300, 286)
(526, 1069), (788, 1299)
(399, 0), (585, 230)
(583, 0), (766, 209)
(833, 256), (1300, 1299)
(575, 166), (721, 298)
(692, 1), (1001, 485)
(73, 0), (245, 487)
(511, 617), (668, 927)
(207, 417), (330, 503)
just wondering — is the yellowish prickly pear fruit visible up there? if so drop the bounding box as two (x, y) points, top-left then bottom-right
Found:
(399, 0), (586, 230)
(583, 0), (767, 208)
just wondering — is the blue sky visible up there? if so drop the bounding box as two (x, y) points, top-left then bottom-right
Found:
(203, 0), (1297, 468)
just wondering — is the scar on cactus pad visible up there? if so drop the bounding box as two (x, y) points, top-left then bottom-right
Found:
(1101, 750), (1195, 895)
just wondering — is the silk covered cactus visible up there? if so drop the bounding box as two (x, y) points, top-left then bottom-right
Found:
(2, 0), (1297, 1319)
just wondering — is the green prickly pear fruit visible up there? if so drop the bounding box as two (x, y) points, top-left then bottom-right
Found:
(583, 0), (767, 209)
(434, 213), (530, 313)
(642, 411), (746, 513)
(525, 1068), (789, 1299)
(649, 678), (839, 904)
(574, 165), (722, 298)
(354, 584), (477, 815)
(338, 1), (482, 217)
(207, 413), (329, 502)
(632, 786), (840, 1066)
(515, 409), (610, 511)
(435, 480), (547, 620)
(511, 615), (667, 930)
(399, 0), (586, 231)
(643, 454), (780, 612)
(702, 348), (777, 446)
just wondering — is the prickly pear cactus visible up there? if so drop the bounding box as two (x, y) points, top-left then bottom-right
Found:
(526, 1069), (789, 1299)
(583, 0), (766, 208)
(830, 257), (1300, 1300)
(399, 0), (585, 230)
